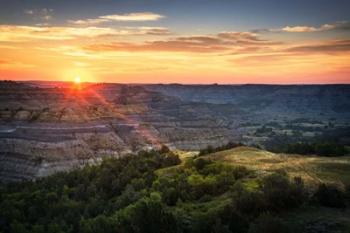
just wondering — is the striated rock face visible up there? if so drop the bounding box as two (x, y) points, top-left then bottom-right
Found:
(0, 124), (135, 182)
(0, 82), (237, 182)
(1, 82), (349, 182)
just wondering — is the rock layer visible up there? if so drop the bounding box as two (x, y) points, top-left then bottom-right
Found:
(1, 82), (349, 182)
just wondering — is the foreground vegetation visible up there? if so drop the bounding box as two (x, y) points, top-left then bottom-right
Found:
(1, 147), (350, 233)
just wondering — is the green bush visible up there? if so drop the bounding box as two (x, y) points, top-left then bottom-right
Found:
(210, 219), (231, 233)
(260, 173), (306, 211)
(199, 142), (244, 156)
(233, 189), (265, 217)
(248, 213), (291, 233)
(115, 193), (179, 233)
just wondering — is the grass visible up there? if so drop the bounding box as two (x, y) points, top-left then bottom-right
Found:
(311, 162), (350, 186)
(199, 146), (350, 189)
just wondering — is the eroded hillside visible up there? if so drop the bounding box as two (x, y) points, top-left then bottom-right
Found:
(0, 81), (349, 182)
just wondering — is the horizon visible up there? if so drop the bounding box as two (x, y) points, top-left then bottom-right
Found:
(0, 0), (350, 84)
(4, 79), (350, 86)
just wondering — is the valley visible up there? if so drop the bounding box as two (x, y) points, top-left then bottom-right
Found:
(0, 81), (349, 182)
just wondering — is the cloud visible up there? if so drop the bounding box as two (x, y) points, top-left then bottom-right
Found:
(252, 21), (350, 34)
(0, 25), (171, 42)
(68, 18), (109, 26)
(101, 12), (164, 21)
(124, 27), (171, 35)
(85, 31), (278, 53)
(282, 21), (350, 32)
(24, 8), (53, 21)
(0, 25), (118, 41)
(282, 25), (333, 32)
(217, 32), (275, 45)
(24, 9), (34, 15)
(69, 12), (164, 25)
(286, 40), (350, 53)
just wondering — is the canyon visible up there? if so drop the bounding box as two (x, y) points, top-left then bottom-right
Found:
(1, 81), (349, 182)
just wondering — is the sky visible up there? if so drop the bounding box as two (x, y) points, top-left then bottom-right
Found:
(0, 0), (349, 84)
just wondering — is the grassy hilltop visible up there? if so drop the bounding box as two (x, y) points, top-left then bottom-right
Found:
(196, 146), (350, 188)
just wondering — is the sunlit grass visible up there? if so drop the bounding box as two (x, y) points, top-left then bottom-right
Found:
(199, 146), (350, 188)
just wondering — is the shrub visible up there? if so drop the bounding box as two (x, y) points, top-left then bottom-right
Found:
(313, 184), (346, 208)
(345, 184), (350, 199)
(248, 213), (291, 233)
(260, 173), (306, 211)
(233, 190), (265, 217)
(232, 166), (250, 180)
(159, 145), (171, 154)
(115, 193), (179, 233)
(162, 153), (181, 167)
(193, 158), (212, 171)
(218, 205), (249, 233)
(210, 219), (231, 233)
(199, 142), (244, 156)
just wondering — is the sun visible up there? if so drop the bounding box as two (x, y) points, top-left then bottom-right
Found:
(74, 76), (81, 84)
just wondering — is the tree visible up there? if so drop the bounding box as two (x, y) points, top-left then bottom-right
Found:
(10, 221), (27, 233)
(248, 213), (290, 233)
(260, 173), (306, 211)
(115, 193), (179, 233)
(210, 220), (231, 233)
(160, 145), (170, 154)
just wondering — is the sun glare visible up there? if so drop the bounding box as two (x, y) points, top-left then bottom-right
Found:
(74, 76), (81, 84)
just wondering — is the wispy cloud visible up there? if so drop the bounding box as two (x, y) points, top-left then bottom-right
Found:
(24, 9), (34, 15)
(253, 21), (350, 33)
(286, 40), (350, 53)
(0, 25), (118, 41)
(69, 18), (108, 26)
(282, 21), (350, 32)
(0, 25), (170, 42)
(69, 12), (164, 25)
(124, 27), (171, 35)
(101, 12), (164, 21)
(24, 8), (54, 21)
(85, 31), (277, 53)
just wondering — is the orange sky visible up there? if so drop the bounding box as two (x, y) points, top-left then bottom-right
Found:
(0, 9), (350, 84)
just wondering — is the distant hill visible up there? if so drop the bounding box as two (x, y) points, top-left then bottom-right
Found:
(146, 84), (350, 116)
(0, 80), (33, 89)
